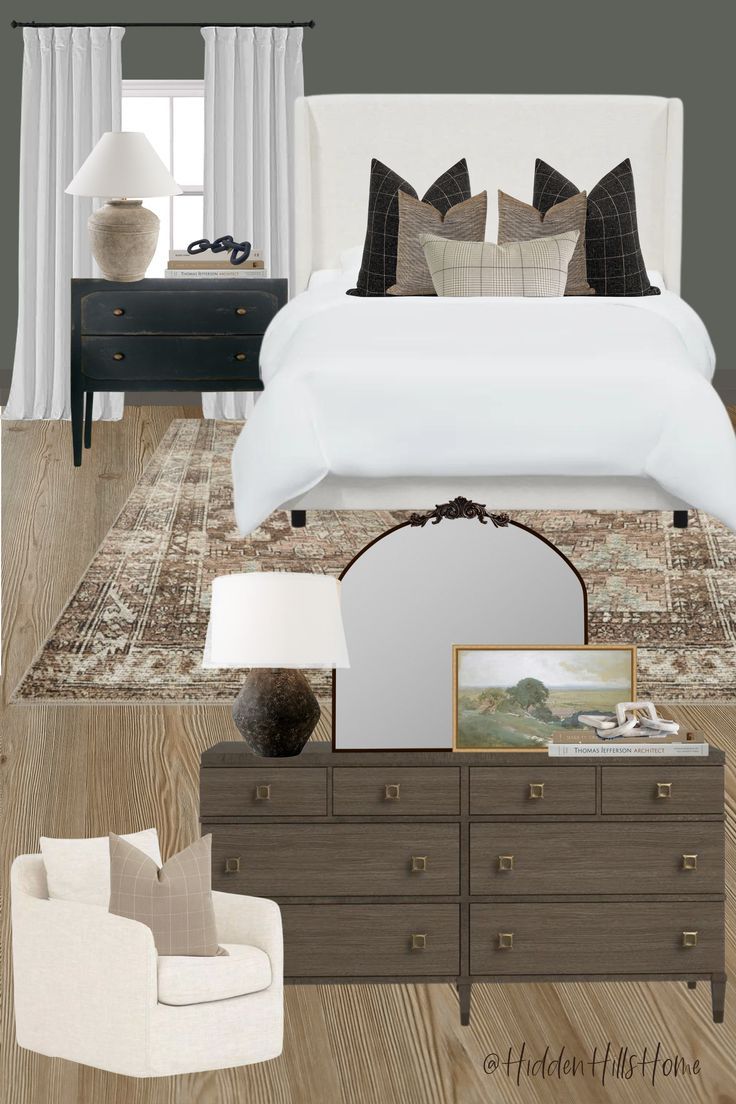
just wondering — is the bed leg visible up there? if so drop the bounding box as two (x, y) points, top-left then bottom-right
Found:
(290, 510), (307, 528)
(673, 511), (689, 529)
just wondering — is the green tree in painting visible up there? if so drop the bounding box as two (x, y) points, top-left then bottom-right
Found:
(507, 677), (549, 712)
(475, 688), (507, 714)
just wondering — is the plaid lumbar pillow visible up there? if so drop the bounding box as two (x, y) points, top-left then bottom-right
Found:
(497, 190), (593, 296)
(420, 230), (579, 297)
(388, 190), (487, 296)
(109, 833), (224, 956)
(347, 158), (471, 297)
(533, 158), (659, 297)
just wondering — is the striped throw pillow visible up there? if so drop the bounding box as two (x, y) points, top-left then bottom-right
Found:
(420, 231), (579, 297)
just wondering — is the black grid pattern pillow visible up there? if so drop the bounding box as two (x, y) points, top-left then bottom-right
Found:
(109, 833), (224, 957)
(347, 158), (471, 297)
(533, 158), (659, 297)
(420, 231), (579, 297)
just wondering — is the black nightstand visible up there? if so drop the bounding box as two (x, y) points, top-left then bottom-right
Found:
(70, 277), (287, 465)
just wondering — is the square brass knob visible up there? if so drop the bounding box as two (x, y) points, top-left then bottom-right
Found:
(255, 784), (271, 801)
(656, 781), (672, 799)
(384, 784), (401, 801)
(682, 931), (698, 948)
(225, 857), (240, 874)
(498, 932), (514, 950)
(410, 933), (427, 951)
(411, 855), (428, 873)
(682, 854), (698, 871)
(528, 782), (545, 800)
(498, 854), (514, 871)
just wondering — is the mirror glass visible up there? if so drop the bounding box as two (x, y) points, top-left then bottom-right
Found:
(334, 510), (587, 749)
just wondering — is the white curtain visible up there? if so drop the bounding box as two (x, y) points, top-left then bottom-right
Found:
(5, 27), (125, 421)
(201, 25), (304, 419)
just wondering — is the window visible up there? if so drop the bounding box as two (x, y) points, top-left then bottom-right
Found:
(121, 80), (205, 277)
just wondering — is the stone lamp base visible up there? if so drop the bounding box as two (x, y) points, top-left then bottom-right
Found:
(88, 199), (159, 282)
(232, 668), (321, 757)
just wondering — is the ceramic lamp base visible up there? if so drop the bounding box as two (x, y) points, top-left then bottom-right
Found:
(88, 199), (159, 282)
(232, 668), (321, 757)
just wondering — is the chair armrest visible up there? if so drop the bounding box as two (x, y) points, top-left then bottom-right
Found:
(211, 892), (283, 984)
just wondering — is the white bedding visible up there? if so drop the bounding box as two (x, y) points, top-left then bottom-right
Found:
(231, 268), (736, 535)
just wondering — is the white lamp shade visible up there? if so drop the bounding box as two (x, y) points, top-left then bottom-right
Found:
(203, 572), (350, 670)
(66, 131), (182, 198)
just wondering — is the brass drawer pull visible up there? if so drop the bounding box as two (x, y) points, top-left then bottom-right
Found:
(384, 784), (400, 801)
(498, 854), (514, 871)
(528, 782), (545, 800)
(112, 307), (125, 317)
(498, 932), (514, 950)
(682, 853), (698, 871)
(112, 352), (125, 361)
(225, 857), (240, 874)
(255, 784), (271, 801)
(235, 307), (248, 316)
(410, 933), (427, 951)
(410, 855), (428, 873)
(656, 781), (673, 799)
(234, 352), (247, 362)
(682, 931), (698, 948)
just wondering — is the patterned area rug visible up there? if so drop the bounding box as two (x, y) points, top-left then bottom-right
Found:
(12, 418), (736, 703)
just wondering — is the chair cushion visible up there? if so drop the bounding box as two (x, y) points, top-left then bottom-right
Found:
(157, 943), (272, 1006)
(40, 828), (161, 907)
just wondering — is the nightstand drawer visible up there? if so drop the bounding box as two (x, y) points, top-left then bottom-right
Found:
(282, 904), (459, 977)
(470, 822), (724, 895)
(602, 766), (723, 814)
(81, 288), (282, 334)
(470, 902), (724, 975)
(201, 768), (327, 817)
(333, 768), (460, 815)
(208, 824), (460, 895)
(469, 766), (595, 814)
(80, 335), (262, 382)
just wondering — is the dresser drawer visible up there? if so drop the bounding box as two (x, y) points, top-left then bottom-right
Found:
(200, 768), (327, 817)
(81, 288), (282, 334)
(282, 904), (459, 977)
(470, 822), (724, 895)
(208, 824), (459, 895)
(333, 768), (460, 816)
(470, 902), (724, 976)
(81, 335), (262, 382)
(602, 766), (723, 814)
(469, 766), (595, 815)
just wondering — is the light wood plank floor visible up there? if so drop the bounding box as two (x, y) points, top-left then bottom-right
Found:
(1, 409), (734, 1104)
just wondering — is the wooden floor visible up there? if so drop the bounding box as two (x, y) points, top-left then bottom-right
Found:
(1, 408), (734, 1104)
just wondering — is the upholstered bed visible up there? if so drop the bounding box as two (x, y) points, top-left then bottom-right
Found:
(230, 94), (736, 534)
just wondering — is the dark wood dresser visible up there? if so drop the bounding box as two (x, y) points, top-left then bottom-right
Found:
(70, 277), (287, 465)
(200, 742), (726, 1025)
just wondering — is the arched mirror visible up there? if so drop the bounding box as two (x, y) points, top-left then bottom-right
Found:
(334, 498), (588, 750)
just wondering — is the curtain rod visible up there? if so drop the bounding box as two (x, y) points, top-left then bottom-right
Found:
(11, 20), (315, 29)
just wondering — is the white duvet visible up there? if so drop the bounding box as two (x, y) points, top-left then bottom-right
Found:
(231, 267), (736, 535)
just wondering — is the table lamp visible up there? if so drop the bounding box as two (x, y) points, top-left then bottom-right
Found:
(66, 131), (182, 282)
(203, 572), (350, 757)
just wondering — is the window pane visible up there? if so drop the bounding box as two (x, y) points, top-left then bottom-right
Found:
(121, 96), (171, 168)
(173, 195), (204, 250)
(173, 98), (204, 185)
(146, 196), (171, 278)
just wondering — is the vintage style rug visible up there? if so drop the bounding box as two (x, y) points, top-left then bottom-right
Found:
(12, 418), (736, 704)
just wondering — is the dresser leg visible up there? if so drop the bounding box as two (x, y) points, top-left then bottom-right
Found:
(71, 384), (84, 467)
(291, 510), (306, 528)
(673, 510), (689, 529)
(687, 981), (697, 990)
(84, 392), (94, 449)
(711, 975), (726, 1023)
(457, 982), (471, 1026)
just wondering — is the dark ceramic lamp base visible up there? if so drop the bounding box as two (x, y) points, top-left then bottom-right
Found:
(232, 668), (321, 757)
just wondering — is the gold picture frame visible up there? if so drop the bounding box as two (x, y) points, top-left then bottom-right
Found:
(452, 644), (637, 752)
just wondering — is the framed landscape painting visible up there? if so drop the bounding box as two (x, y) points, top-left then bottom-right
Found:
(453, 645), (636, 751)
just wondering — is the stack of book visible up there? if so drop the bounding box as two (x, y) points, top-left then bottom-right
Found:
(547, 730), (709, 757)
(165, 248), (267, 279)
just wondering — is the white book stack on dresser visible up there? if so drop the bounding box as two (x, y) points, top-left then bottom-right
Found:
(166, 248), (268, 278)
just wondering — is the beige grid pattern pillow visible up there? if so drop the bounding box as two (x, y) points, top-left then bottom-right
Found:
(387, 190), (487, 296)
(497, 190), (593, 296)
(109, 833), (223, 957)
(420, 230), (579, 298)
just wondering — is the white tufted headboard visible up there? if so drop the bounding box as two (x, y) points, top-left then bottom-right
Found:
(293, 94), (683, 295)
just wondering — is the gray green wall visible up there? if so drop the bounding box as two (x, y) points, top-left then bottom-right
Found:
(1, 0), (733, 401)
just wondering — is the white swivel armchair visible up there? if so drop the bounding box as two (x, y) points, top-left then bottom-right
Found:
(11, 854), (283, 1077)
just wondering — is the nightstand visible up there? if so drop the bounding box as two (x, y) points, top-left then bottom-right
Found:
(70, 277), (287, 465)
